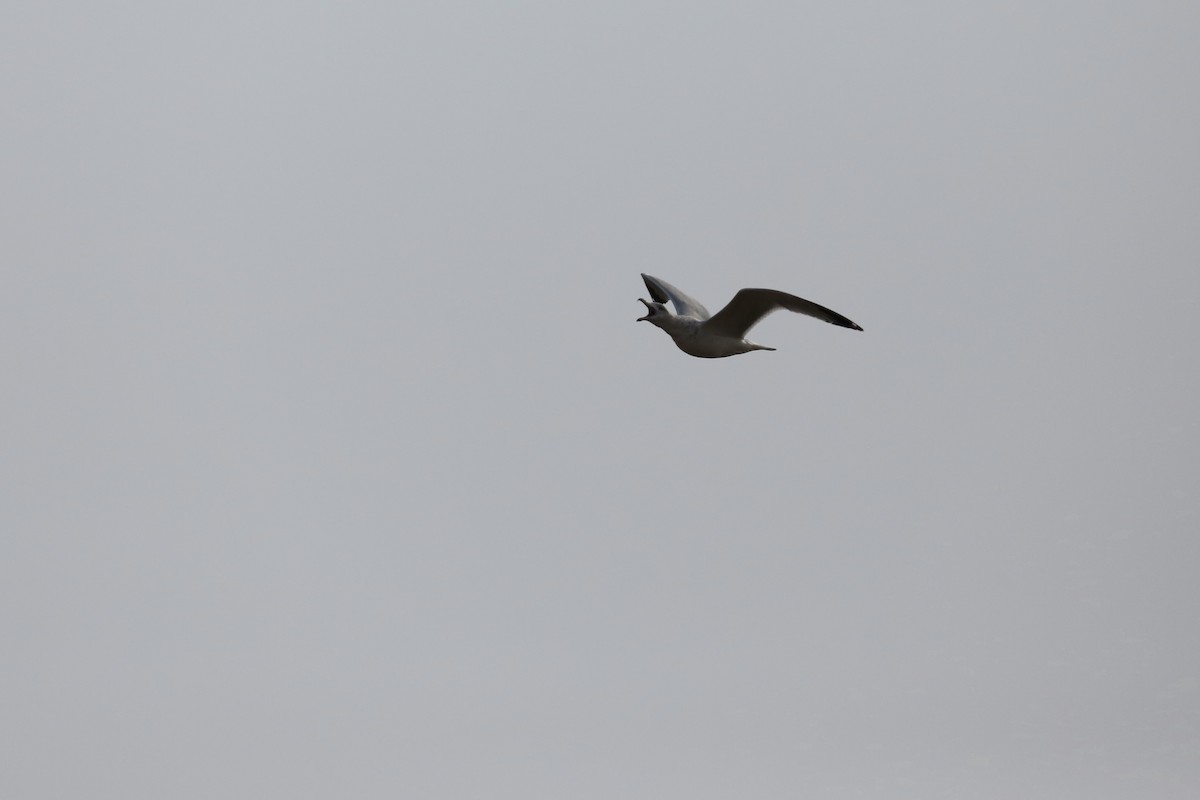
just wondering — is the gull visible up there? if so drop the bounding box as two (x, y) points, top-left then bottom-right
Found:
(637, 273), (862, 358)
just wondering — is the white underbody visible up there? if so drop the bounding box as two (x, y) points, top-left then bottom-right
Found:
(651, 315), (774, 359)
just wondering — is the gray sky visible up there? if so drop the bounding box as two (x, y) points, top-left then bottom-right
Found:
(3, 2), (1199, 798)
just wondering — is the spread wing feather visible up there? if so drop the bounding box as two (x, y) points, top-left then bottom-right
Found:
(641, 273), (711, 320)
(705, 288), (863, 337)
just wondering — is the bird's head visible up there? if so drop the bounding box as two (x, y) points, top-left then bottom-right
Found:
(636, 298), (669, 326)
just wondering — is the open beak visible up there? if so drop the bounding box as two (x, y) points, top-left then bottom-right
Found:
(636, 298), (652, 322)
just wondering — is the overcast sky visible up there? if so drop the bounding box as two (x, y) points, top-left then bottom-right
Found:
(3, 2), (1199, 798)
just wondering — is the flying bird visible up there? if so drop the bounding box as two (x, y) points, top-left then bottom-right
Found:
(637, 273), (862, 358)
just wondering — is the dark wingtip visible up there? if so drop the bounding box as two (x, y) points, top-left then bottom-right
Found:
(640, 274), (670, 305)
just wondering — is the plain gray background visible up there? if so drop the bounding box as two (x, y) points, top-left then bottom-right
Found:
(3, 2), (1198, 797)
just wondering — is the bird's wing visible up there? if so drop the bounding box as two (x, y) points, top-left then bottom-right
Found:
(641, 273), (711, 320)
(705, 288), (863, 337)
